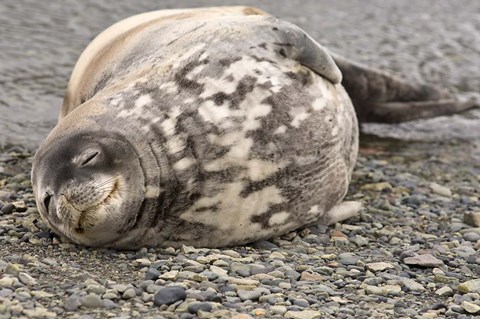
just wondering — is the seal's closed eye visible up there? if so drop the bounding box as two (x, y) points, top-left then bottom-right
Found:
(80, 151), (99, 167)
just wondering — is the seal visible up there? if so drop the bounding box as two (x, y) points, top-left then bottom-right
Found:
(31, 6), (478, 249)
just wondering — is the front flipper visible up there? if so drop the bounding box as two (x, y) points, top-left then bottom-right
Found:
(332, 54), (479, 123)
(318, 201), (362, 226)
(261, 17), (342, 84)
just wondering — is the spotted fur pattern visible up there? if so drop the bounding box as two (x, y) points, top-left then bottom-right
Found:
(32, 7), (358, 248)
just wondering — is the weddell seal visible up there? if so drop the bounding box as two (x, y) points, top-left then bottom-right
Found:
(31, 7), (479, 249)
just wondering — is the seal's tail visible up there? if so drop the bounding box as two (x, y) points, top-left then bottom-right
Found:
(332, 54), (479, 123)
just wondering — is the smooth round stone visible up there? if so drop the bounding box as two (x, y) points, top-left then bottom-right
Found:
(187, 302), (213, 314)
(293, 298), (310, 307)
(153, 286), (186, 306)
(1, 203), (14, 214)
(463, 232), (480, 242)
(145, 268), (160, 281)
(82, 293), (105, 308)
(122, 288), (136, 299)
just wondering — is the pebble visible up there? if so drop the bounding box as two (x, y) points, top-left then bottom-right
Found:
(237, 288), (265, 301)
(365, 285), (402, 296)
(430, 183), (452, 197)
(187, 302), (213, 314)
(400, 278), (425, 292)
(284, 310), (321, 319)
(464, 212), (480, 227)
(153, 287), (186, 306)
(338, 253), (361, 265)
(122, 288), (136, 299)
(462, 232), (480, 242)
(82, 294), (105, 308)
(299, 271), (324, 282)
(366, 262), (395, 272)
(458, 279), (480, 293)
(403, 254), (444, 267)
(1, 203), (14, 214)
(435, 286), (454, 296)
(461, 301), (480, 314)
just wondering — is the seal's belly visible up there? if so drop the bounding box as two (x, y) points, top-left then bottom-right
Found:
(115, 52), (358, 247)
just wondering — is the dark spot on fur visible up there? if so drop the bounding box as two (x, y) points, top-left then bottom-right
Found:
(272, 27), (279, 31)
(173, 60), (205, 94)
(219, 57), (242, 67)
(259, 43), (268, 49)
(284, 69), (313, 86)
(273, 42), (293, 47)
(278, 48), (287, 58)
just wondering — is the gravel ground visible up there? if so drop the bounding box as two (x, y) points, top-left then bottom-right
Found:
(1, 0), (480, 318)
(1, 137), (479, 318)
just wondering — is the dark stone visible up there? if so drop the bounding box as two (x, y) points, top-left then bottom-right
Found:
(250, 240), (279, 250)
(153, 286), (186, 306)
(431, 303), (448, 310)
(145, 268), (160, 281)
(1, 203), (15, 214)
(187, 302), (212, 314)
(35, 230), (54, 239)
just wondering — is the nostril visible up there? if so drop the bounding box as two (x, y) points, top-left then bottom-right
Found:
(43, 194), (52, 212)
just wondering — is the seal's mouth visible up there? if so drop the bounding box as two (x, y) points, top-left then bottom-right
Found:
(74, 178), (120, 233)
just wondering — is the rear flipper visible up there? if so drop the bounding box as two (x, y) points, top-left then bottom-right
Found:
(318, 201), (362, 225)
(332, 54), (479, 123)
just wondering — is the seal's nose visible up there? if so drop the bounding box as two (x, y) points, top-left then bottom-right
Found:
(43, 193), (52, 213)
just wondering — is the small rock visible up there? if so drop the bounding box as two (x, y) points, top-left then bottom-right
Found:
(400, 278), (425, 292)
(464, 212), (480, 227)
(188, 302), (212, 314)
(122, 288), (136, 299)
(112, 284), (128, 294)
(299, 271), (324, 282)
(18, 272), (37, 285)
(160, 270), (179, 280)
(133, 258), (151, 267)
(1, 203), (15, 214)
(430, 183), (452, 197)
(270, 305), (287, 315)
(293, 298), (310, 307)
(0, 277), (17, 288)
(64, 294), (82, 311)
(435, 286), (454, 296)
(268, 252), (286, 259)
(5, 263), (21, 276)
(251, 240), (279, 250)
(463, 232), (480, 242)
(338, 253), (360, 265)
(403, 254), (444, 267)
(361, 182), (392, 191)
(154, 286), (186, 306)
(145, 268), (160, 281)
(365, 285), (402, 296)
(82, 293), (105, 308)
(461, 301), (480, 314)
(458, 279), (480, 293)
(366, 262), (395, 272)
(284, 310), (321, 319)
(237, 288), (264, 301)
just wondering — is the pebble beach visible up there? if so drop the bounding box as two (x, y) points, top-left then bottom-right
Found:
(1, 0), (479, 318)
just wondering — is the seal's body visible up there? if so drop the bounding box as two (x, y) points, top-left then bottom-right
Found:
(32, 7), (477, 249)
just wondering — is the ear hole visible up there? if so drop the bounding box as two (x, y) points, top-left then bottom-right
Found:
(81, 151), (99, 166)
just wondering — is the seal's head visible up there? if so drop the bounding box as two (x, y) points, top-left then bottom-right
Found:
(31, 131), (145, 247)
